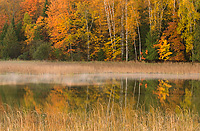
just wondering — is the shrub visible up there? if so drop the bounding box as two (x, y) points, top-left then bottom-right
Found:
(18, 52), (30, 60)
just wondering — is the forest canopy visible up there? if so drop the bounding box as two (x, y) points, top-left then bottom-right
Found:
(0, 0), (200, 62)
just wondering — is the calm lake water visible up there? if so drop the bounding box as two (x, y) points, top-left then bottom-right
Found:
(0, 76), (200, 114)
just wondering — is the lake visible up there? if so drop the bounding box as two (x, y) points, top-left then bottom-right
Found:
(0, 73), (200, 130)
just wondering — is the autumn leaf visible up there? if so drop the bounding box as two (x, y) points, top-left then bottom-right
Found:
(155, 39), (172, 61)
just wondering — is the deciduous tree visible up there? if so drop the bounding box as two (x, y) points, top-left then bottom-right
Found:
(159, 15), (185, 61)
(177, 0), (200, 60)
(23, 12), (36, 45)
(21, 0), (43, 22)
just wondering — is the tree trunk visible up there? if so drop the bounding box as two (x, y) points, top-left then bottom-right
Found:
(85, 10), (90, 61)
(173, 0), (176, 22)
(132, 5), (141, 61)
(104, 0), (116, 60)
(133, 35), (137, 61)
(120, 0), (125, 60)
(104, 0), (113, 53)
(125, 0), (128, 61)
(148, 0), (152, 33)
(111, 0), (116, 59)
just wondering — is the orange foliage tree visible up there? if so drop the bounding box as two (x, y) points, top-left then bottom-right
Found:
(46, 0), (73, 59)
(155, 13), (185, 61)
(21, 0), (44, 22)
(160, 15), (185, 61)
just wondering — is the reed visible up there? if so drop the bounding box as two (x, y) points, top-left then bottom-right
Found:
(0, 103), (199, 131)
(0, 60), (200, 75)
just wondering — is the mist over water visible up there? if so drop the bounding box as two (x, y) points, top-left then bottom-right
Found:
(0, 73), (200, 85)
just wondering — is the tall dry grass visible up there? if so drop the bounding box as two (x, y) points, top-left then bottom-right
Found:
(0, 60), (200, 75)
(0, 103), (199, 131)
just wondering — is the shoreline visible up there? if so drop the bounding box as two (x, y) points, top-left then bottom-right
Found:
(0, 60), (200, 75)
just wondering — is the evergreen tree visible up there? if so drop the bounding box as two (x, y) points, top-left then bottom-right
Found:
(33, 42), (51, 60)
(97, 49), (106, 61)
(0, 22), (9, 58)
(0, 22), (9, 43)
(1, 23), (21, 59)
(16, 21), (25, 42)
(193, 21), (200, 62)
(143, 31), (159, 61)
(42, 0), (49, 18)
(11, 17), (15, 30)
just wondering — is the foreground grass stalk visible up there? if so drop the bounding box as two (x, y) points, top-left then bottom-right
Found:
(0, 104), (199, 131)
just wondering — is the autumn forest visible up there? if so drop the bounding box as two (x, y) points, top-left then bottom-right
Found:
(0, 0), (200, 62)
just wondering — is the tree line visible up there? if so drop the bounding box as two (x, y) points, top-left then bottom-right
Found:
(0, 0), (200, 62)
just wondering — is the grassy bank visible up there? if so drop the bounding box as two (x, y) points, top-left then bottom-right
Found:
(0, 104), (199, 131)
(0, 61), (200, 75)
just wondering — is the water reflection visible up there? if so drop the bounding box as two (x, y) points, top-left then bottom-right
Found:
(0, 79), (199, 114)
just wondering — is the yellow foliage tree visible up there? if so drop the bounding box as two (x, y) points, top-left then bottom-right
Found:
(177, 0), (200, 58)
(23, 12), (36, 45)
(155, 39), (172, 60)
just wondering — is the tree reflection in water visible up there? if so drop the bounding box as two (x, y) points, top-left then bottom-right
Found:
(0, 79), (199, 114)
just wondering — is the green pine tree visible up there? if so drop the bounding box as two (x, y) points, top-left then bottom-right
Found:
(193, 21), (200, 62)
(0, 22), (9, 58)
(11, 17), (15, 30)
(33, 42), (51, 60)
(97, 49), (106, 61)
(143, 31), (159, 61)
(16, 21), (25, 41)
(42, 0), (49, 18)
(0, 22), (9, 42)
(1, 23), (21, 59)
